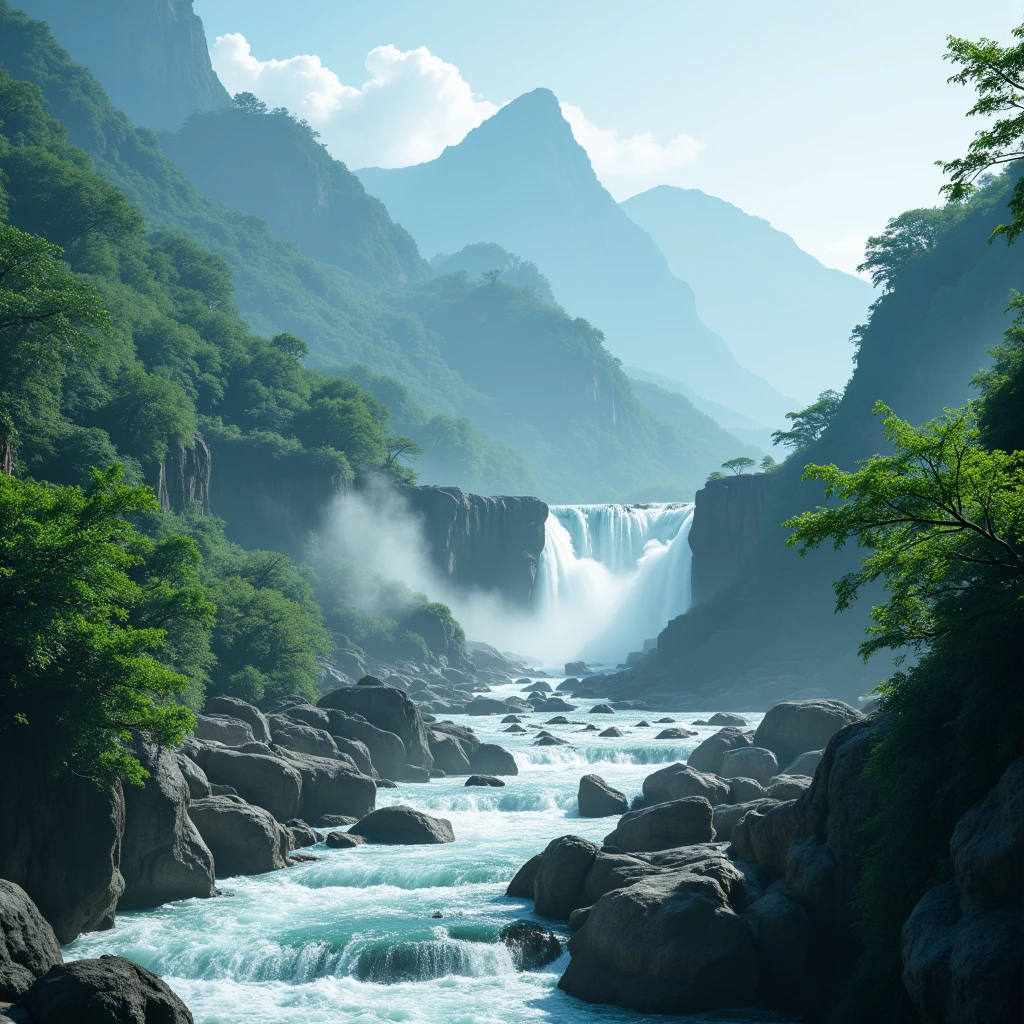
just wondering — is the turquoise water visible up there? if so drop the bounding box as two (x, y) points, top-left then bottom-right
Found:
(67, 684), (780, 1023)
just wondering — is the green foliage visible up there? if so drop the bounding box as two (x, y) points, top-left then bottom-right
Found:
(770, 389), (842, 452)
(721, 456), (755, 475)
(856, 206), (966, 289)
(939, 22), (1024, 243)
(975, 289), (1024, 451)
(759, 454), (778, 472)
(0, 467), (204, 786)
(706, 470), (726, 482)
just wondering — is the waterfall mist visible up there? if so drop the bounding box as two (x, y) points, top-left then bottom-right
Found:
(322, 485), (694, 668)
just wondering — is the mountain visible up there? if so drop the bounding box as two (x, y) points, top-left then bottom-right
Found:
(357, 89), (796, 426)
(608, 171), (1024, 706)
(621, 186), (875, 403)
(161, 104), (428, 287)
(13, 0), (230, 130)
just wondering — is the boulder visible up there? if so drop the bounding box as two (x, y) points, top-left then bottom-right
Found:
(188, 796), (290, 876)
(349, 806), (455, 845)
(655, 727), (695, 739)
(465, 775), (505, 787)
(534, 835), (599, 919)
(325, 831), (366, 849)
(752, 700), (862, 770)
(589, 704), (615, 714)
(525, 681), (553, 693)
(506, 853), (543, 898)
(720, 746), (779, 787)
(119, 738), (215, 910)
(500, 921), (561, 971)
(686, 727), (751, 775)
(268, 716), (339, 760)
(558, 857), (759, 1012)
(599, 727), (624, 738)
(604, 797), (715, 853)
(712, 799), (780, 843)
(22, 957), (194, 1024)
(557, 677), (580, 691)
(428, 722), (482, 756)
(318, 684), (433, 768)
(462, 697), (510, 715)
(0, 761), (124, 944)
(0, 881), (62, 1002)
(468, 743), (518, 776)
(280, 703), (331, 731)
(201, 749), (302, 822)
(286, 820), (322, 849)
(767, 775), (812, 801)
(565, 662), (587, 676)
(202, 696), (271, 743)
(504, 724), (528, 734)
(642, 763), (731, 807)
(538, 697), (577, 712)
(429, 734), (472, 775)
(400, 764), (431, 783)
(317, 814), (358, 828)
(708, 713), (747, 727)
(278, 750), (377, 821)
(578, 775), (629, 818)
(326, 713), (406, 780)
(331, 736), (375, 777)
(655, 718), (676, 723)
(744, 886), (818, 1012)
(192, 714), (254, 747)
(728, 777), (766, 804)
(209, 784), (238, 797)
(635, 720), (651, 727)
(174, 754), (211, 801)
(545, 716), (570, 725)
(781, 749), (823, 777)
(501, 715), (521, 723)
(534, 733), (571, 746)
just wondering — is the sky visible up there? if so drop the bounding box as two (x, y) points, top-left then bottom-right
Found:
(193, 0), (1019, 275)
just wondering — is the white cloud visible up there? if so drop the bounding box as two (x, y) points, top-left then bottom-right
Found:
(560, 102), (705, 195)
(210, 34), (498, 168)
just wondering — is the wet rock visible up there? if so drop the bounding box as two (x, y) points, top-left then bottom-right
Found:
(557, 677), (580, 691)
(534, 733), (571, 746)
(119, 738), (215, 910)
(400, 763), (431, 783)
(655, 718), (675, 724)
(318, 685), (432, 768)
(325, 831), (366, 849)
(0, 881), (62, 1002)
(654, 727), (695, 739)
(22, 956), (194, 1024)
(752, 700), (862, 770)
(192, 714), (255, 747)
(203, 696), (271, 743)
(568, 905), (592, 933)
(506, 853), (542, 898)
(545, 716), (570, 725)
(603, 797), (715, 853)
(728, 777), (766, 804)
(349, 806), (455, 845)
(188, 796), (290, 876)
(201, 749), (302, 822)
(686, 727), (751, 775)
(579, 724), (599, 732)
(376, 779), (398, 789)
(316, 814), (358, 828)
(500, 921), (561, 970)
(534, 835), (600, 919)
(781, 749), (823, 777)
(720, 746), (779, 787)
(635, 720), (651, 727)
(465, 775), (505, 787)
(501, 715), (522, 723)
(463, 697), (512, 715)
(599, 727), (623, 738)
(642, 763), (731, 807)
(504, 724), (528, 734)
(589, 704), (615, 714)
(286, 820), (322, 849)
(565, 661), (588, 676)
(578, 775), (629, 818)
(708, 713), (747, 727)
(174, 753), (211, 801)
(525, 681), (553, 693)
(468, 743), (518, 776)
(429, 734), (472, 775)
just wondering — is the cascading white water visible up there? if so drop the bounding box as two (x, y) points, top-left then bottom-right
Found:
(534, 503), (694, 665)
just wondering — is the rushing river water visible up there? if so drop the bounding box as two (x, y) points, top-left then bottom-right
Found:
(67, 683), (787, 1023)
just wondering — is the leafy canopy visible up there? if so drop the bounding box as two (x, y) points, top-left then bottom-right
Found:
(721, 456), (755, 475)
(771, 389), (842, 453)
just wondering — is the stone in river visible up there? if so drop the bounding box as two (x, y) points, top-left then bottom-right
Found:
(465, 775), (505, 787)
(349, 805), (455, 845)
(589, 704), (615, 714)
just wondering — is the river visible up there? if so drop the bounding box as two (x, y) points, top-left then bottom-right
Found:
(66, 683), (787, 1023)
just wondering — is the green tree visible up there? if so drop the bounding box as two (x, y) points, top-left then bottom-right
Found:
(856, 206), (965, 289)
(706, 470), (726, 482)
(721, 456), (755, 475)
(939, 22), (1024, 242)
(293, 396), (387, 469)
(759, 454), (778, 472)
(233, 91), (268, 115)
(0, 466), (202, 785)
(771, 389), (842, 452)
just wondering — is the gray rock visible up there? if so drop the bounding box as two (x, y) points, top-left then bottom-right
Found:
(767, 775), (812, 801)
(188, 796), (290, 876)
(192, 714), (254, 747)
(468, 743), (518, 776)
(0, 881), (62, 1002)
(278, 750), (377, 821)
(201, 749), (302, 822)
(465, 775), (505, 787)
(174, 753), (211, 801)
(462, 697), (510, 715)
(501, 715), (522, 723)
(330, 736), (376, 777)
(349, 806), (454, 845)
(578, 775), (629, 818)
(400, 763), (431, 783)
(316, 814), (358, 828)
(326, 713), (407, 780)
(642, 763), (731, 807)
(720, 746), (779, 787)
(534, 835), (599, 919)
(280, 703), (332, 731)
(119, 739), (215, 910)
(654, 727), (695, 739)
(753, 699), (862, 770)
(209, 784), (237, 797)
(599, 727), (624, 738)
(286, 820), (322, 849)
(318, 685), (433, 768)
(744, 886), (818, 1012)
(202, 696), (271, 743)
(708, 713), (747, 727)
(545, 716), (570, 725)
(506, 853), (542, 898)
(429, 734), (472, 775)
(325, 831), (366, 849)
(499, 921), (561, 970)
(504, 724), (528, 734)
(269, 716), (339, 760)
(712, 799), (780, 843)
(22, 957), (194, 1024)
(534, 733), (571, 747)
(524, 681), (553, 693)
(728, 777), (765, 804)
(589, 704), (615, 714)
(686, 727), (751, 775)
(781, 749), (823, 777)
(604, 797), (715, 853)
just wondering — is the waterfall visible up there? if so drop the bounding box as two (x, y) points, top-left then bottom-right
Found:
(534, 503), (694, 665)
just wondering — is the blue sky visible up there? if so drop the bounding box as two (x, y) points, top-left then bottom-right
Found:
(194, 0), (1019, 274)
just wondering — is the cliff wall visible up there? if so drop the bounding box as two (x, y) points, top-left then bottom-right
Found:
(405, 486), (548, 604)
(687, 473), (775, 606)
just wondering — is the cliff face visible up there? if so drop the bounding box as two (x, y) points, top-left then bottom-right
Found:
(15, 0), (230, 131)
(687, 473), (775, 606)
(405, 486), (549, 604)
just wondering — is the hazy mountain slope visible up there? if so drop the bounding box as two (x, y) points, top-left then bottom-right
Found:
(161, 105), (429, 287)
(622, 185), (874, 402)
(618, 172), (1024, 705)
(13, 0), (230, 130)
(357, 89), (795, 425)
